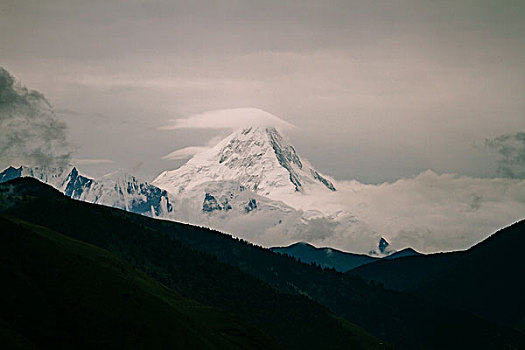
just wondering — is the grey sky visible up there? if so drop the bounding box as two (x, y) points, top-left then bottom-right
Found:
(1, 0), (524, 182)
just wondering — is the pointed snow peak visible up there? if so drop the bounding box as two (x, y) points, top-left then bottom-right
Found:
(215, 126), (304, 191)
(153, 125), (336, 200)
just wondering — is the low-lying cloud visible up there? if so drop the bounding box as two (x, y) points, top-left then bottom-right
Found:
(330, 171), (525, 253)
(0, 67), (71, 168)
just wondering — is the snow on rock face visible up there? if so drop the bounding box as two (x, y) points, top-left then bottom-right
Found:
(153, 127), (336, 203)
(0, 166), (173, 217)
(148, 126), (380, 251)
(0, 125), (382, 253)
(63, 167), (94, 198)
(202, 192), (224, 212)
(0, 164), (381, 253)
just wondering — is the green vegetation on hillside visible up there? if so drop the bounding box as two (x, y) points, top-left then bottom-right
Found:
(0, 178), (387, 350)
(0, 216), (281, 349)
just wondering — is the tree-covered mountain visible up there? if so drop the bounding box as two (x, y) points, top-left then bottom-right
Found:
(0, 216), (279, 350)
(1, 178), (523, 349)
(349, 220), (525, 332)
(0, 178), (387, 350)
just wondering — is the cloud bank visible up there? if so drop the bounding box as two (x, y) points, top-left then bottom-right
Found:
(219, 170), (525, 254)
(328, 171), (525, 253)
(0, 67), (71, 168)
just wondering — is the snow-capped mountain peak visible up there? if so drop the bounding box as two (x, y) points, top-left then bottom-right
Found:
(0, 165), (173, 217)
(153, 126), (336, 201)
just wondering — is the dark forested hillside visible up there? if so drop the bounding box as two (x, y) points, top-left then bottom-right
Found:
(270, 242), (380, 271)
(1, 178), (523, 349)
(350, 220), (525, 332)
(0, 178), (386, 350)
(0, 216), (280, 350)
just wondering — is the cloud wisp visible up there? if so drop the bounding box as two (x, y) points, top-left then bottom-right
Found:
(161, 134), (225, 161)
(159, 108), (295, 131)
(0, 67), (72, 169)
(162, 146), (210, 160)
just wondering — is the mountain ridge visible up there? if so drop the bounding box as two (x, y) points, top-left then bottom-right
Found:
(0, 165), (173, 217)
(271, 242), (421, 272)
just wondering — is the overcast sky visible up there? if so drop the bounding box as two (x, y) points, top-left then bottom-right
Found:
(1, 0), (524, 183)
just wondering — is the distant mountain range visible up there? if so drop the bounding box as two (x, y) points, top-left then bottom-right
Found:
(0, 126), (389, 255)
(0, 165), (420, 268)
(0, 165), (173, 217)
(0, 126), (522, 257)
(271, 241), (421, 272)
(1, 177), (523, 349)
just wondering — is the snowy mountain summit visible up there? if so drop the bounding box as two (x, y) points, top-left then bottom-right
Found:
(153, 126), (336, 201)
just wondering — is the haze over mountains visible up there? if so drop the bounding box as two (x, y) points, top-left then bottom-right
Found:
(2, 65), (525, 254)
(2, 114), (525, 255)
(2, 119), (524, 255)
